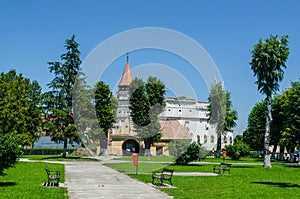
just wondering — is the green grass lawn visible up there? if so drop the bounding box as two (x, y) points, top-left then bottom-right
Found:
(105, 159), (300, 199)
(0, 162), (67, 199)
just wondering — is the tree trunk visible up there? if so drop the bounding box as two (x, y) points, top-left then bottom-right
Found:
(62, 140), (68, 158)
(99, 132), (108, 156)
(279, 146), (284, 161)
(264, 97), (272, 168)
(271, 145), (277, 159)
(216, 134), (222, 158)
(144, 139), (151, 156)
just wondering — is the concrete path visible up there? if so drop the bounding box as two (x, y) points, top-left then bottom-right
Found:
(65, 161), (173, 199)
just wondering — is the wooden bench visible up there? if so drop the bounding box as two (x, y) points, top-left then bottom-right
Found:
(45, 166), (60, 187)
(152, 168), (174, 186)
(213, 162), (232, 174)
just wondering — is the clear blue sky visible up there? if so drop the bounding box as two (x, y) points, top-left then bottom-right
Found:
(1, 1), (300, 136)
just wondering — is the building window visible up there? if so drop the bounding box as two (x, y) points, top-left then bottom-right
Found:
(224, 135), (227, 143)
(204, 135), (207, 143)
(211, 135), (214, 143)
(205, 124), (209, 130)
(229, 136), (233, 144)
(197, 135), (200, 143)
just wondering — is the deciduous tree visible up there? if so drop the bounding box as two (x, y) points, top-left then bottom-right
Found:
(208, 82), (237, 157)
(94, 81), (116, 155)
(243, 101), (266, 152)
(129, 77), (166, 156)
(0, 70), (42, 175)
(250, 34), (289, 168)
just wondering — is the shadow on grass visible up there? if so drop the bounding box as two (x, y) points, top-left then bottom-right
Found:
(252, 181), (300, 188)
(283, 164), (300, 168)
(232, 165), (258, 169)
(174, 163), (212, 167)
(0, 182), (16, 187)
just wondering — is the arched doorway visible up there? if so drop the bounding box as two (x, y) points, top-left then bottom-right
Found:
(122, 139), (140, 155)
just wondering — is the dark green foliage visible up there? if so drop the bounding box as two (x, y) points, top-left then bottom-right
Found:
(0, 70), (42, 176)
(207, 82), (237, 155)
(243, 101), (266, 151)
(175, 142), (209, 164)
(250, 34), (289, 168)
(278, 81), (300, 149)
(94, 81), (116, 153)
(129, 77), (166, 156)
(250, 35), (289, 97)
(226, 137), (250, 160)
(168, 140), (191, 158)
(0, 134), (22, 176)
(224, 92), (238, 131)
(43, 35), (82, 157)
(0, 70), (42, 146)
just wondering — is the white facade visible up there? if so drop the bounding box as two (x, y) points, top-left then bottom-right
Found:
(113, 96), (234, 151)
(112, 60), (234, 151)
(160, 97), (233, 150)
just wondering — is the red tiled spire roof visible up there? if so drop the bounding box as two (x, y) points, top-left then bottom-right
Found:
(118, 61), (133, 87)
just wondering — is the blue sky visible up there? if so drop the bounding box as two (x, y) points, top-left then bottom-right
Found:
(1, 1), (300, 136)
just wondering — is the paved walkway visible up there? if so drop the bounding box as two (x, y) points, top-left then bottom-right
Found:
(65, 160), (174, 199)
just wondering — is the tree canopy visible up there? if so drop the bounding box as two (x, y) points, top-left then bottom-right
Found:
(43, 35), (81, 157)
(94, 81), (116, 154)
(250, 34), (289, 168)
(278, 81), (300, 150)
(207, 81), (237, 156)
(243, 101), (266, 151)
(0, 70), (42, 175)
(129, 76), (166, 156)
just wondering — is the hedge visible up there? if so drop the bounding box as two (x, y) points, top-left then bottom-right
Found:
(22, 148), (77, 155)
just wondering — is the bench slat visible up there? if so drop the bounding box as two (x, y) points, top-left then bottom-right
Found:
(45, 166), (60, 187)
(152, 168), (174, 186)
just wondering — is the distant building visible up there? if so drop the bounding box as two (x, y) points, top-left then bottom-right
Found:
(107, 59), (233, 156)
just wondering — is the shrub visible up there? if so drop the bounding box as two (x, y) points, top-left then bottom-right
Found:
(175, 142), (209, 164)
(22, 148), (77, 155)
(226, 139), (250, 160)
(168, 140), (191, 158)
(0, 134), (22, 176)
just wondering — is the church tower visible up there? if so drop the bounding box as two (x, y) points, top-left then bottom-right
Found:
(117, 56), (133, 100)
(114, 56), (133, 134)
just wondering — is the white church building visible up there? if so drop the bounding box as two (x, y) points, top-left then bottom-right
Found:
(107, 59), (233, 156)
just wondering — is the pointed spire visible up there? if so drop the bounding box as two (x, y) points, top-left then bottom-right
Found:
(118, 54), (133, 87)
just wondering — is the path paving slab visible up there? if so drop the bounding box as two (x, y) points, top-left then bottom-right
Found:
(65, 161), (173, 199)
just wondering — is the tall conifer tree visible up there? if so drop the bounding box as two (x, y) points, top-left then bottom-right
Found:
(44, 35), (81, 157)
